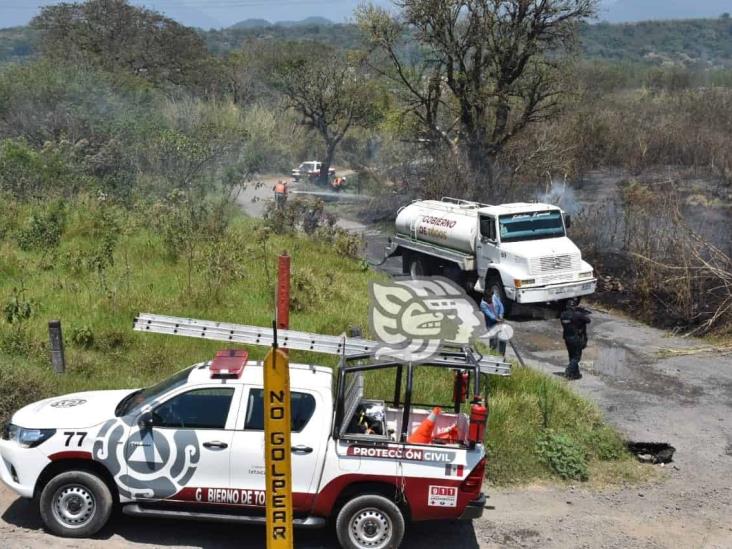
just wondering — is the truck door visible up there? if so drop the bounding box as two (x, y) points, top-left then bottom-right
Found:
(476, 215), (500, 278)
(123, 386), (238, 502)
(229, 386), (325, 513)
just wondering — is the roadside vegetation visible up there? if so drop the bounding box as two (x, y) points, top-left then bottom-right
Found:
(0, 194), (639, 485)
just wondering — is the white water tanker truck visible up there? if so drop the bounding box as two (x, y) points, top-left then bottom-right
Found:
(385, 198), (596, 312)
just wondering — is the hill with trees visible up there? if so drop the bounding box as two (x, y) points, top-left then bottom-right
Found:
(3, 15), (732, 67)
(581, 16), (732, 67)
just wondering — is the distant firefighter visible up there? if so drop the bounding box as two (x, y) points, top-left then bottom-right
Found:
(273, 180), (288, 208)
(560, 299), (591, 380)
(332, 176), (347, 192)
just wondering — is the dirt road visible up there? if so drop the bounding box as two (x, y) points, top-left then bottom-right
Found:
(235, 171), (362, 228)
(2, 210), (731, 548)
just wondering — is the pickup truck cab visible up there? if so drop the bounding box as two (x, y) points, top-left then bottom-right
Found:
(291, 161), (336, 183)
(1, 348), (492, 548)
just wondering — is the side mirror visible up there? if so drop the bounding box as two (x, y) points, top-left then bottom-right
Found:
(138, 411), (154, 430)
(564, 214), (572, 229)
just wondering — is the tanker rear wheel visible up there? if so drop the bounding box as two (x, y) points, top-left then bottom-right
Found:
(403, 253), (431, 279)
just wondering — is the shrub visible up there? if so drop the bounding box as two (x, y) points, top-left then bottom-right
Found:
(0, 328), (36, 356)
(290, 267), (326, 312)
(537, 430), (589, 481)
(95, 329), (132, 352)
(0, 194), (20, 240)
(15, 201), (66, 251)
(194, 230), (249, 303)
(69, 325), (95, 349)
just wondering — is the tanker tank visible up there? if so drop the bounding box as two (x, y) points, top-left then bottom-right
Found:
(395, 200), (481, 254)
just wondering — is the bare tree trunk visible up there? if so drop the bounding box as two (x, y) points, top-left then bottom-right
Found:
(320, 141), (337, 186)
(466, 139), (497, 197)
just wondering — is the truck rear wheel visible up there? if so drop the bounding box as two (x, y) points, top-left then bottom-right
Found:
(336, 494), (405, 549)
(404, 253), (429, 279)
(39, 470), (113, 538)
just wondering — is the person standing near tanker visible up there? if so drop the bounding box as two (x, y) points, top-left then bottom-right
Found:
(480, 286), (506, 355)
(560, 299), (591, 380)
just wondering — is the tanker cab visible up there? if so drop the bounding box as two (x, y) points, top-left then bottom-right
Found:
(476, 215), (501, 274)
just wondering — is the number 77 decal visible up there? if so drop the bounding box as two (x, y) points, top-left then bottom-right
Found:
(63, 432), (87, 447)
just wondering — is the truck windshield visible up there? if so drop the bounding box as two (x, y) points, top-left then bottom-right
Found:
(115, 366), (194, 417)
(499, 211), (565, 243)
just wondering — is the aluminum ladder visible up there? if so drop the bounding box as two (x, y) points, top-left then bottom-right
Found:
(133, 313), (511, 376)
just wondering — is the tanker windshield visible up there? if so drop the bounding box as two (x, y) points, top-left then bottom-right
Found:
(499, 211), (565, 243)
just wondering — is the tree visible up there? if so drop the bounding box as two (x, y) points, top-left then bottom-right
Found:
(267, 43), (382, 184)
(358, 0), (596, 191)
(31, 0), (212, 90)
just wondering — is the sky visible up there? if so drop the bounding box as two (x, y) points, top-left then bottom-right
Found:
(1, 0), (730, 30)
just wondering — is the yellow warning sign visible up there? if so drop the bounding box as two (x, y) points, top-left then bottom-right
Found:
(263, 347), (293, 549)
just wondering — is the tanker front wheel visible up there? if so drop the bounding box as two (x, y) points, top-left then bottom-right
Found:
(486, 274), (513, 316)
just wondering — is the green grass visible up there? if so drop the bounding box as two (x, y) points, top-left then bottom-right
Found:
(0, 198), (641, 485)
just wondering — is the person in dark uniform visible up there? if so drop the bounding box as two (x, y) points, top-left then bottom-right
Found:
(560, 299), (591, 380)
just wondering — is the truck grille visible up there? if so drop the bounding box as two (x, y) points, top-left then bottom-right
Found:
(530, 254), (580, 275)
(538, 272), (576, 285)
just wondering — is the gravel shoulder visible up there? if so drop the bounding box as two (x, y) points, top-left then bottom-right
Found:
(478, 309), (732, 549)
(2, 210), (731, 549)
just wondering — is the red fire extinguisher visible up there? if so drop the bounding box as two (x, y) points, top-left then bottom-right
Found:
(468, 398), (488, 448)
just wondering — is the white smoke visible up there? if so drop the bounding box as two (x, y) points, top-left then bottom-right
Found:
(537, 179), (582, 216)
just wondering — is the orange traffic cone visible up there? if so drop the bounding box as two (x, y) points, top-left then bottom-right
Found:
(408, 407), (441, 444)
(433, 423), (459, 444)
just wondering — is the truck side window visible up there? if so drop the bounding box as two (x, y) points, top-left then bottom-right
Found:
(152, 388), (234, 429)
(480, 216), (496, 241)
(244, 389), (316, 433)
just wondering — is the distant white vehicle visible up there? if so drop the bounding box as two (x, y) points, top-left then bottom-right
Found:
(291, 161), (336, 183)
(386, 198), (596, 312)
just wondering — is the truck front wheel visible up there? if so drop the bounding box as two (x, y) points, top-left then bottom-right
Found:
(336, 494), (405, 549)
(39, 470), (113, 538)
(486, 274), (513, 316)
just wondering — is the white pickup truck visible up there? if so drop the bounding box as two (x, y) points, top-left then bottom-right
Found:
(386, 198), (596, 312)
(1, 345), (503, 548)
(291, 161), (336, 183)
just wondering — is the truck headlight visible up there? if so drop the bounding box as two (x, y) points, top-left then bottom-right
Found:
(579, 271), (593, 279)
(2, 424), (55, 448)
(514, 279), (535, 288)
